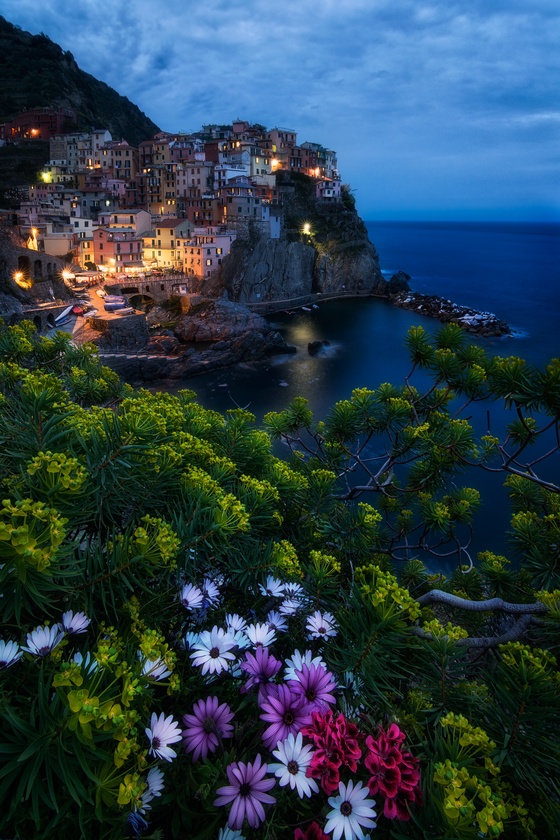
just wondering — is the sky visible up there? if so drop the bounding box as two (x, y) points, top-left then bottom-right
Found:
(3, 0), (560, 221)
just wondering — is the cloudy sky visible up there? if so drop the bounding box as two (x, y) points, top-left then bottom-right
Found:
(4, 0), (560, 220)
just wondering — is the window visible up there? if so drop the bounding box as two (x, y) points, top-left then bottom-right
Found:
(206, 259), (212, 266)
(216, 248), (222, 255)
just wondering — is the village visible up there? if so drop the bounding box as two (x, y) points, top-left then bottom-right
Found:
(1, 110), (341, 294)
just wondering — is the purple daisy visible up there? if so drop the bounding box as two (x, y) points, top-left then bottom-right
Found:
(259, 684), (313, 750)
(288, 663), (337, 712)
(214, 754), (276, 830)
(240, 647), (282, 700)
(182, 696), (234, 761)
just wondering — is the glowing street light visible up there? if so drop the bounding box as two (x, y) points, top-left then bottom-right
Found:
(302, 223), (311, 236)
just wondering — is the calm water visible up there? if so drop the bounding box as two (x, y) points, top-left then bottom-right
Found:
(161, 221), (560, 562)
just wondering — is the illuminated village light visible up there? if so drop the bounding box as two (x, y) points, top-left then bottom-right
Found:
(14, 271), (32, 289)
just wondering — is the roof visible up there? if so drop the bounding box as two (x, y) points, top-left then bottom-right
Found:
(152, 219), (191, 229)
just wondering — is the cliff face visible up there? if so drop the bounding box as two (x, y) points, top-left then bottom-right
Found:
(220, 174), (387, 306)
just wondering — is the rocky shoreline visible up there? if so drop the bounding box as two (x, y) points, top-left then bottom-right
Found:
(390, 288), (511, 337)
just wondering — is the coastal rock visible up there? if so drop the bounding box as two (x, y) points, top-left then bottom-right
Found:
(308, 339), (330, 356)
(98, 299), (295, 384)
(391, 290), (510, 336)
(387, 271), (411, 295)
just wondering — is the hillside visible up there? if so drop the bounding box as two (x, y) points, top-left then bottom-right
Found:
(0, 16), (160, 145)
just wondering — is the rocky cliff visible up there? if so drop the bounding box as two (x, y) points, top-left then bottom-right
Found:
(221, 174), (392, 306)
(76, 299), (294, 384)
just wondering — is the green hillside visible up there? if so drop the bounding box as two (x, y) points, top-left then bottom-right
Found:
(0, 16), (160, 146)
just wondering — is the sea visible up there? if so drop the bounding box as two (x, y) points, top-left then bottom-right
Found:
(160, 221), (560, 565)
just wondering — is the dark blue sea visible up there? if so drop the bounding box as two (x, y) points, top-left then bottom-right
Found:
(165, 221), (560, 564)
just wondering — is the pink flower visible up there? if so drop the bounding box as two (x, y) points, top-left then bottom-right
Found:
(302, 711), (363, 794)
(364, 724), (422, 821)
(182, 697), (234, 762)
(294, 822), (330, 839)
(214, 754), (276, 830)
(259, 684), (313, 750)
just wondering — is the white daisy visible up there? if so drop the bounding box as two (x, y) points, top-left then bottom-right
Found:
(283, 581), (304, 599)
(284, 649), (326, 682)
(0, 640), (23, 669)
(61, 610), (91, 634)
(142, 767), (165, 806)
(225, 613), (247, 634)
(183, 631), (200, 650)
(325, 780), (377, 840)
(267, 610), (288, 634)
(72, 651), (99, 674)
(245, 622), (276, 648)
(22, 624), (65, 657)
(180, 583), (204, 610)
(201, 577), (221, 606)
(279, 598), (303, 616)
(218, 827), (246, 840)
(230, 629), (251, 651)
(139, 654), (172, 681)
(189, 626), (237, 676)
(268, 732), (319, 798)
(145, 712), (182, 762)
(258, 575), (285, 598)
(306, 610), (338, 640)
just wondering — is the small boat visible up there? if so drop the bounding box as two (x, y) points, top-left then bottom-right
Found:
(54, 315), (72, 327)
(72, 306), (84, 315)
(55, 305), (73, 323)
(301, 306), (312, 312)
(104, 301), (128, 311)
(312, 304), (320, 310)
(115, 307), (134, 316)
(96, 289), (107, 298)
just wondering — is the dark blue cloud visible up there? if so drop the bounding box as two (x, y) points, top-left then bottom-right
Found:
(3, 0), (559, 219)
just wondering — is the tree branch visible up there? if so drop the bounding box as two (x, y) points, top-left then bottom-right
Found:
(416, 589), (548, 614)
(410, 613), (544, 648)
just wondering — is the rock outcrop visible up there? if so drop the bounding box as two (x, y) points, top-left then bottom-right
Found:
(391, 291), (510, 337)
(220, 176), (387, 305)
(89, 299), (295, 384)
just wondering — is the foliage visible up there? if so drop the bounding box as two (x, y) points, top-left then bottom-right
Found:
(0, 320), (559, 839)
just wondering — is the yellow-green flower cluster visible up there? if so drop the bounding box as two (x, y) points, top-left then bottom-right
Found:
(0, 497), (67, 573)
(439, 712), (496, 752)
(356, 564), (422, 620)
(434, 760), (509, 836)
(94, 626), (124, 668)
(499, 641), (557, 673)
(117, 772), (147, 808)
(26, 450), (87, 492)
(270, 539), (303, 579)
(181, 466), (250, 532)
(478, 551), (510, 574)
(309, 549), (341, 577)
(131, 515), (180, 568)
(422, 619), (469, 641)
(357, 502), (382, 528)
